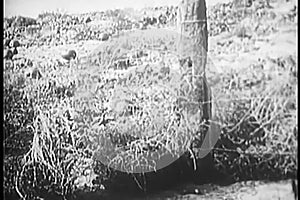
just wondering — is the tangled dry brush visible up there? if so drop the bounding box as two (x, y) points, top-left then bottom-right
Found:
(4, 0), (297, 199)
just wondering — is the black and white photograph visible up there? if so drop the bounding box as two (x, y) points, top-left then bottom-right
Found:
(3, 0), (298, 199)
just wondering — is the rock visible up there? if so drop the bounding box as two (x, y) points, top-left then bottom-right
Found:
(111, 59), (130, 70)
(99, 33), (110, 41)
(85, 16), (92, 23)
(62, 50), (77, 61)
(4, 39), (11, 47)
(4, 49), (14, 60)
(235, 25), (252, 38)
(13, 48), (18, 55)
(26, 67), (42, 80)
(233, 0), (252, 8)
(9, 40), (21, 48)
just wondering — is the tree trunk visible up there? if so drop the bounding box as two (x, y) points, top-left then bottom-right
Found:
(177, 0), (211, 122)
(177, 0), (216, 181)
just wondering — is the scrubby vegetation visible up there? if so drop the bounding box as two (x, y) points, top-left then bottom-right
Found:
(4, 0), (297, 199)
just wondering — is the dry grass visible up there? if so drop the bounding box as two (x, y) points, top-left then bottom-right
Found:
(4, 2), (297, 199)
(212, 56), (297, 181)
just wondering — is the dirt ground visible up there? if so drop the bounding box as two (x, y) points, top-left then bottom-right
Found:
(138, 180), (296, 200)
(72, 180), (296, 200)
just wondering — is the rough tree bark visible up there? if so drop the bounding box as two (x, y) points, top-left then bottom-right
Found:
(177, 0), (216, 181)
(177, 0), (211, 125)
